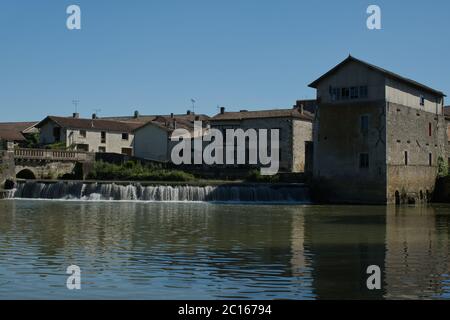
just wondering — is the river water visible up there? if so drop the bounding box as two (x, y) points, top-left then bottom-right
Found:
(0, 200), (449, 300)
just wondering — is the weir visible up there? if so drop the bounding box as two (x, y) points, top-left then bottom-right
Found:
(10, 181), (310, 203)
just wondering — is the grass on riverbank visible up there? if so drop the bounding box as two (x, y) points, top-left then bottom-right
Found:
(87, 161), (196, 182)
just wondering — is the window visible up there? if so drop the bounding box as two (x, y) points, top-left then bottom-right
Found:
(404, 151), (408, 166)
(420, 95), (425, 106)
(428, 123), (432, 137)
(429, 153), (432, 166)
(79, 130), (86, 138)
(98, 146), (106, 153)
(359, 86), (368, 98)
(341, 88), (350, 100)
(101, 131), (106, 144)
(361, 115), (369, 135)
(350, 87), (359, 99)
(359, 153), (369, 169)
(122, 133), (129, 141)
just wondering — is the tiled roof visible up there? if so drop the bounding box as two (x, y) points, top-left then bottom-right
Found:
(309, 55), (446, 97)
(133, 116), (202, 134)
(211, 108), (314, 121)
(0, 129), (26, 141)
(0, 122), (38, 141)
(103, 113), (210, 123)
(36, 116), (145, 133)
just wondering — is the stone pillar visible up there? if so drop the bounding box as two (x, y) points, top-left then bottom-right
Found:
(0, 150), (16, 189)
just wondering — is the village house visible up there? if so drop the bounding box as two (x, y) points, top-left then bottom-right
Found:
(36, 114), (143, 155)
(209, 105), (314, 173)
(133, 114), (207, 162)
(309, 55), (446, 204)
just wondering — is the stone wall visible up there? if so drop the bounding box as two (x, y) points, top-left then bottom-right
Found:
(15, 161), (77, 180)
(292, 119), (313, 172)
(0, 150), (15, 188)
(386, 102), (446, 203)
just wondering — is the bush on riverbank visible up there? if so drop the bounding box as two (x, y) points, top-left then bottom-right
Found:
(245, 169), (280, 183)
(87, 161), (196, 182)
(438, 156), (448, 177)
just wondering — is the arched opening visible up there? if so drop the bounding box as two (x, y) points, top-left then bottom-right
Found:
(16, 169), (36, 180)
(419, 190), (424, 201)
(394, 191), (400, 205)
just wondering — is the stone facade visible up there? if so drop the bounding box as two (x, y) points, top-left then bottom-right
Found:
(310, 56), (446, 204)
(210, 110), (313, 173)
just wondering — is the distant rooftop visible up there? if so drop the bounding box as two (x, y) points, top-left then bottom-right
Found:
(36, 116), (145, 133)
(102, 111), (210, 123)
(212, 107), (314, 121)
(0, 121), (38, 142)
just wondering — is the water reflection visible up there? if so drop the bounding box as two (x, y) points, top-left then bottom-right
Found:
(384, 205), (450, 299)
(0, 200), (449, 299)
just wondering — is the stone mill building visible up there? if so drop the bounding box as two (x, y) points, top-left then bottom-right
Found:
(309, 56), (446, 204)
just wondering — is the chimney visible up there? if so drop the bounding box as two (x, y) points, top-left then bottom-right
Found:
(72, 113), (79, 119)
(220, 107), (225, 114)
(92, 113), (97, 119)
(134, 110), (139, 119)
(170, 113), (174, 118)
(186, 110), (191, 115)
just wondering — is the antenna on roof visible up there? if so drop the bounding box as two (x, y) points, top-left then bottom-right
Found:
(190, 98), (196, 114)
(72, 99), (80, 113)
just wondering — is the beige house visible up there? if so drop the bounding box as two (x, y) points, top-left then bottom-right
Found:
(310, 55), (446, 204)
(133, 115), (207, 162)
(210, 106), (314, 172)
(36, 114), (143, 155)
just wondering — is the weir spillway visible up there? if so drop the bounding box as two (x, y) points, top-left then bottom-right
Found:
(9, 181), (311, 203)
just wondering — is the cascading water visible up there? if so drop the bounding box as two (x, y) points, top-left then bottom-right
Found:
(12, 181), (310, 203)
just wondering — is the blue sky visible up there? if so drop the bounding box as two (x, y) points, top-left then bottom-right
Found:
(0, 0), (449, 121)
